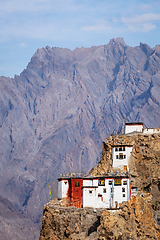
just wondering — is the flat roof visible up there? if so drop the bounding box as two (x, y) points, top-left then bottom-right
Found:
(125, 122), (143, 126)
(58, 175), (129, 180)
(112, 145), (133, 147)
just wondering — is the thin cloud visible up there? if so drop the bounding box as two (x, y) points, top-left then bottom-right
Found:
(127, 23), (156, 32)
(19, 43), (28, 48)
(82, 20), (112, 31)
(121, 13), (160, 32)
(122, 13), (160, 24)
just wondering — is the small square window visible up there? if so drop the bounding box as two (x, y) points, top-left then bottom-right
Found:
(114, 179), (121, 185)
(123, 147), (125, 151)
(115, 147), (118, 151)
(75, 181), (79, 187)
(89, 190), (92, 194)
(119, 154), (123, 159)
(123, 180), (127, 185)
(98, 193), (102, 197)
(122, 187), (125, 192)
(64, 182), (67, 185)
(124, 155), (126, 159)
(103, 188), (106, 193)
(123, 194), (125, 197)
(98, 179), (105, 186)
(116, 155), (119, 159)
(119, 147), (122, 151)
(109, 180), (112, 185)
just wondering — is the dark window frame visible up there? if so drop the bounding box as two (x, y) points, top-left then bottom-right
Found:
(98, 179), (105, 186)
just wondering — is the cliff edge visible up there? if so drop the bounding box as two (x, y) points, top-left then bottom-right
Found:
(40, 132), (160, 239)
(40, 196), (160, 239)
(91, 132), (160, 207)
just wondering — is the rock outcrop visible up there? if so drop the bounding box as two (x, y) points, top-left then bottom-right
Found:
(40, 132), (160, 239)
(91, 133), (160, 208)
(40, 199), (102, 240)
(40, 196), (160, 239)
(98, 196), (160, 240)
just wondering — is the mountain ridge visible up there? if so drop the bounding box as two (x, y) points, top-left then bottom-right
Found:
(0, 38), (160, 238)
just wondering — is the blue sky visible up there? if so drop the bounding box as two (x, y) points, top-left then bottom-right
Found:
(0, 0), (160, 77)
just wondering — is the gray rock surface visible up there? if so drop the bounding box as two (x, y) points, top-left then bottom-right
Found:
(0, 38), (160, 238)
(0, 196), (40, 240)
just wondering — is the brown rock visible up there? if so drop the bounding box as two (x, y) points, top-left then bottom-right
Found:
(98, 196), (160, 240)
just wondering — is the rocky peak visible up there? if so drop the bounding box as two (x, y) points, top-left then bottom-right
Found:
(140, 42), (154, 57)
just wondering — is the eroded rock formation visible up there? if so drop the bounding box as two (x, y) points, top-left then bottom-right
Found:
(98, 196), (160, 240)
(40, 196), (160, 239)
(91, 133), (160, 207)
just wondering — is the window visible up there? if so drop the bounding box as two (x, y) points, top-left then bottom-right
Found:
(116, 155), (119, 159)
(119, 154), (123, 159)
(123, 180), (127, 185)
(124, 166), (127, 171)
(64, 182), (67, 185)
(119, 147), (122, 151)
(98, 179), (105, 186)
(123, 194), (125, 197)
(89, 190), (92, 194)
(123, 147), (125, 151)
(114, 179), (121, 186)
(115, 147), (118, 151)
(109, 180), (112, 185)
(75, 181), (79, 187)
(122, 187), (125, 192)
(111, 188), (113, 193)
(103, 188), (106, 193)
(123, 155), (126, 159)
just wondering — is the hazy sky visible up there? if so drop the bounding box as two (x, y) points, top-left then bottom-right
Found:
(0, 0), (160, 77)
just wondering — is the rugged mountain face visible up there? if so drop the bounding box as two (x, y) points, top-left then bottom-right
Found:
(1, 38), (160, 237)
(0, 196), (39, 240)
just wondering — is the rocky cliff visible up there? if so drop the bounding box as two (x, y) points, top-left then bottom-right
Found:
(40, 132), (160, 239)
(91, 132), (160, 208)
(40, 196), (160, 239)
(1, 38), (160, 238)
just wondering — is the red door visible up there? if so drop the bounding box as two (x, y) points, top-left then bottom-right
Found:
(70, 178), (83, 208)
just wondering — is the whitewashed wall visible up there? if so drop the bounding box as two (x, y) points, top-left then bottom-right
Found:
(58, 179), (69, 199)
(125, 124), (143, 134)
(83, 178), (130, 208)
(112, 146), (132, 169)
(142, 128), (160, 134)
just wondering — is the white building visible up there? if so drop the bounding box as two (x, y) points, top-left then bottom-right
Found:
(112, 145), (133, 170)
(58, 174), (131, 209)
(83, 176), (130, 208)
(125, 122), (144, 134)
(142, 128), (160, 134)
(58, 177), (69, 199)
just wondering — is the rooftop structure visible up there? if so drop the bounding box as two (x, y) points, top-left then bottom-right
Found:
(125, 122), (144, 134)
